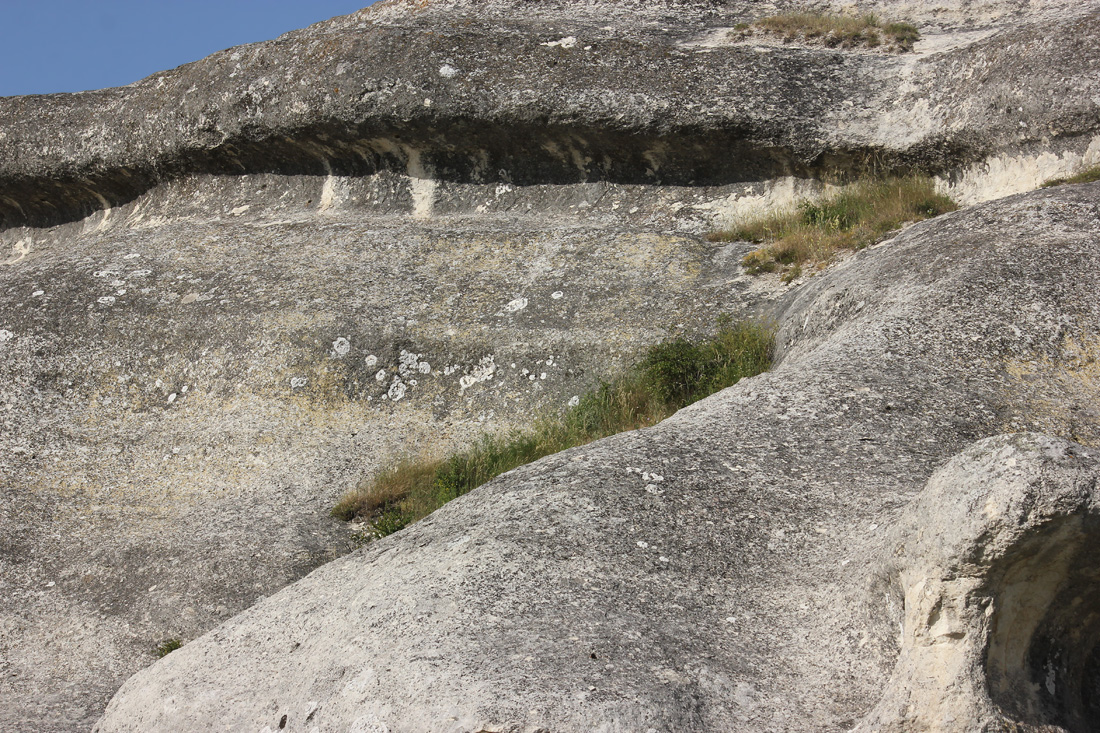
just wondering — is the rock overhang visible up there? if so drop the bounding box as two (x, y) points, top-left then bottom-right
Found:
(1, 0), (1098, 229)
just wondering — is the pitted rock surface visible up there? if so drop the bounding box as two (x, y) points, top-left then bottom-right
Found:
(0, 0), (1098, 228)
(0, 202), (770, 732)
(93, 185), (1100, 731)
(1, 1), (1100, 731)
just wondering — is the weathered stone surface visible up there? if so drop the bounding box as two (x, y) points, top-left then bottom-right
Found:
(864, 433), (1100, 732)
(93, 184), (1100, 731)
(0, 0), (1097, 229)
(0, 192), (769, 731)
(3, 1), (1100, 730)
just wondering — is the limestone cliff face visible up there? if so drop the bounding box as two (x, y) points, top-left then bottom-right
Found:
(94, 185), (1100, 732)
(0, 0), (1097, 229)
(1, 1), (1099, 731)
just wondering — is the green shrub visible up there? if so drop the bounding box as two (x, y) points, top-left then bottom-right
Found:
(333, 318), (775, 536)
(155, 638), (182, 658)
(708, 175), (957, 277)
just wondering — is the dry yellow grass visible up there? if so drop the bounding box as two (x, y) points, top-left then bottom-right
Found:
(733, 12), (920, 52)
(708, 175), (957, 279)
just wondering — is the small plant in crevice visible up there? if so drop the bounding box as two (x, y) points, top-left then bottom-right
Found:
(731, 12), (921, 52)
(332, 317), (775, 536)
(707, 175), (957, 278)
(1041, 165), (1100, 189)
(155, 638), (183, 658)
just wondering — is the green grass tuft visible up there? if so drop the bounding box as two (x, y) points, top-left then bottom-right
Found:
(1041, 165), (1100, 188)
(333, 318), (774, 536)
(155, 638), (183, 658)
(707, 175), (957, 276)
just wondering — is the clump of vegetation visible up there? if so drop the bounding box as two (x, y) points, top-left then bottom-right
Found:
(155, 638), (183, 658)
(1041, 165), (1100, 188)
(708, 175), (957, 278)
(333, 318), (775, 534)
(732, 12), (920, 52)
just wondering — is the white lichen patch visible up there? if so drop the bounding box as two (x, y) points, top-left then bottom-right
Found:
(0, 329), (13, 343)
(439, 64), (458, 78)
(375, 369), (387, 382)
(504, 297), (528, 312)
(551, 291), (564, 300)
(542, 36), (577, 49)
(568, 395), (580, 407)
(364, 355), (378, 367)
(388, 381), (407, 402)
(2, 238), (30, 265)
(290, 376), (308, 389)
(332, 337), (351, 357)
(459, 355), (497, 392)
(398, 350), (428, 379)
(97, 296), (116, 305)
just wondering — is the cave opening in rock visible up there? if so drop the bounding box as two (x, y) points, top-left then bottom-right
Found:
(985, 514), (1100, 732)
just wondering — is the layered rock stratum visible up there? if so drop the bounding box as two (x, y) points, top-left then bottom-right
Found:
(1, 1), (1099, 731)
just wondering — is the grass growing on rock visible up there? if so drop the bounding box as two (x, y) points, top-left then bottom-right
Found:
(1041, 165), (1100, 188)
(733, 12), (920, 52)
(333, 318), (774, 535)
(154, 638), (182, 658)
(708, 175), (957, 280)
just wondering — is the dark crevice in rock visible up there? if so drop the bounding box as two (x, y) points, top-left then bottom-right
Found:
(0, 119), (937, 231)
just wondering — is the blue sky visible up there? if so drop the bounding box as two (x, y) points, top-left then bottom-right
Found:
(0, 1), (376, 97)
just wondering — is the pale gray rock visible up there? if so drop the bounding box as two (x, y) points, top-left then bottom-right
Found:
(863, 433), (1100, 732)
(0, 193), (767, 732)
(0, 0), (1097, 228)
(2, 1), (1100, 730)
(94, 184), (1100, 731)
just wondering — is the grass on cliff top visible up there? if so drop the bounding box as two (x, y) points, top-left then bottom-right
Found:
(707, 175), (957, 281)
(332, 317), (775, 535)
(732, 12), (920, 52)
(1041, 165), (1100, 188)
